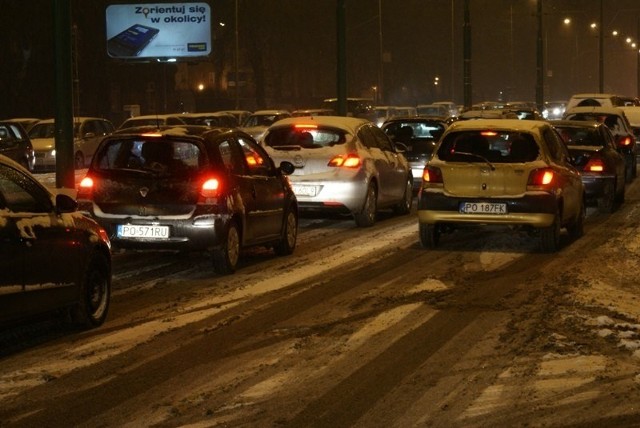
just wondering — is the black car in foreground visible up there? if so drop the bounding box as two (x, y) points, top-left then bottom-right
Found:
(0, 120), (35, 172)
(0, 155), (111, 329)
(553, 120), (626, 213)
(77, 126), (298, 274)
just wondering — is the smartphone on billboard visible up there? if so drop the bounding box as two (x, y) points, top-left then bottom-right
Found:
(107, 24), (160, 58)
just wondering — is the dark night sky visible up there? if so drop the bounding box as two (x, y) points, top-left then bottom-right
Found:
(1, 0), (640, 120)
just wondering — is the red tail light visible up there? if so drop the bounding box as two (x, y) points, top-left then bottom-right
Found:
(527, 168), (555, 189)
(328, 154), (361, 168)
(584, 158), (605, 173)
(422, 166), (443, 184)
(77, 176), (94, 198)
(200, 177), (221, 198)
(619, 136), (633, 147)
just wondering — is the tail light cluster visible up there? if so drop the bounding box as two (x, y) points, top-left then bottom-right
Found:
(422, 166), (443, 186)
(618, 136), (633, 148)
(328, 154), (361, 168)
(200, 177), (222, 199)
(77, 176), (94, 199)
(527, 167), (555, 190)
(583, 158), (605, 173)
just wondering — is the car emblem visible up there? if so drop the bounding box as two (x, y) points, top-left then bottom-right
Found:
(139, 187), (149, 198)
(293, 154), (304, 167)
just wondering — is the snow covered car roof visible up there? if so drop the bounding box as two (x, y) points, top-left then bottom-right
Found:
(264, 115), (371, 135)
(445, 118), (549, 133)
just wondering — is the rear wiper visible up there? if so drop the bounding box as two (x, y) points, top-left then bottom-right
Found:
(453, 151), (495, 171)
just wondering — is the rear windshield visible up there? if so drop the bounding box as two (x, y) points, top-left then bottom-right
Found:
(437, 130), (540, 163)
(555, 127), (602, 146)
(263, 126), (348, 150)
(383, 121), (445, 156)
(94, 138), (204, 174)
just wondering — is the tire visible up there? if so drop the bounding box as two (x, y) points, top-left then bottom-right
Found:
(540, 210), (561, 252)
(354, 183), (377, 227)
(567, 199), (585, 240)
(274, 209), (298, 256)
(74, 152), (85, 170)
(213, 220), (240, 274)
(393, 177), (413, 215)
(419, 223), (440, 249)
(615, 180), (625, 204)
(70, 252), (110, 328)
(625, 157), (634, 183)
(596, 181), (615, 214)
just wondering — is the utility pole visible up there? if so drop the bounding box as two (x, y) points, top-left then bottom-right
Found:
(599, 0), (604, 92)
(536, 0), (544, 111)
(463, 0), (471, 110)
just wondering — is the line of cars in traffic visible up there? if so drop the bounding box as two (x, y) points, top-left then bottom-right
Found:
(2, 93), (639, 331)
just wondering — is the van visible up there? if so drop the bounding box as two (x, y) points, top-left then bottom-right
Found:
(565, 93), (624, 110)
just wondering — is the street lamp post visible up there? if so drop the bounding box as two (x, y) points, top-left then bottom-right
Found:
(599, 0), (604, 92)
(234, 0), (239, 109)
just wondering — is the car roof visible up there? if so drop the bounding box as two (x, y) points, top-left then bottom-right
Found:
(251, 110), (290, 115)
(112, 124), (218, 136)
(446, 118), (548, 132)
(564, 106), (627, 115)
(123, 114), (184, 120)
(34, 117), (109, 124)
(265, 115), (370, 133)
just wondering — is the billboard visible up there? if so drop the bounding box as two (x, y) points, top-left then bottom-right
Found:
(106, 3), (211, 59)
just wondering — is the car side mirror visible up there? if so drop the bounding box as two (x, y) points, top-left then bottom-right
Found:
(55, 193), (78, 214)
(279, 161), (295, 175)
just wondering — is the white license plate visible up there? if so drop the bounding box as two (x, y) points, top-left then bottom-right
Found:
(459, 202), (507, 214)
(117, 225), (170, 239)
(292, 184), (318, 197)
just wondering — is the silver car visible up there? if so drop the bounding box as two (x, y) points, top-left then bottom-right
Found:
(262, 116), (413, 227)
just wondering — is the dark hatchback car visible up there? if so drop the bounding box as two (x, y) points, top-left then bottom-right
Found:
(553, 120), (626, 213)
(381, 117), (447, 192)
(0, 155), (111, 329)
(77, 126), (298, 274)
(0, 121), (35, 172)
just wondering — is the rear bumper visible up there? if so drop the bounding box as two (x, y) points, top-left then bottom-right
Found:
(417, 190), (557, 228)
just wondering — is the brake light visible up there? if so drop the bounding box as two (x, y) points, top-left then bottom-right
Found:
(328, 154), (361, 168)
(77, 176), (94, 198)
(481, 131), (498, 136)
(141, 132), (163, 137)
(294, 124), (318, 130)
(584, 158), (605, 172)
(527, 168), (555, 189)
(422, 166), (443, 184)
(201, 177), (221, 198)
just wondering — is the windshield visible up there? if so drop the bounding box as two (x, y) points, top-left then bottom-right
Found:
(555, 127), (603, 147)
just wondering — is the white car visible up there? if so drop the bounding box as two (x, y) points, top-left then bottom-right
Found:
(28, 117), (115, 170)
(262, 116), (413, 227)
(240, 109), (291, 141)
(118, 114), (187, 131)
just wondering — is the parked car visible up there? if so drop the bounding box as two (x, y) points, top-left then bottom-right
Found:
(77, 126), (298, 274)
(381, 116), (448, 192)
(261, 116), (413, 227)
(553, 120), (625, 213)
(219, 110), (253, 126)
(418, 119), (585, 252)
(321, 98), (377, 122)
(180, 112), (239, 128)
(240, 109), (291, 141)
(28, 117), (115, 170)
(417, 104), (450, 117)
(373, 105), (398, 127)
(0, 120), (35, 171)
(5, 117), (40, 132)
(291, 108), (335, 117)
(0, 155), (111, 328)
(562, 106), (637, 182)
(118, 114), (188, 131)
(565, 93), (628, 110)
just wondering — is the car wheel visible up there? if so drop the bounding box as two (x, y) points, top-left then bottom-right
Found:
(540, 209), (561, 252)
(74, 151), (85, 170)
(567, 199), (585, 240)
(419, 223), (440, 248)
(274, 209), (297, 256)
(597, 181), (615, 214)
(70, 252), (110, 328)
(615, 180), (625, 203)
(213, 220), (240, 274)
(625, 157), (634, 183)
(393, 177), (413, 215)
(354, 183), (377, 227)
